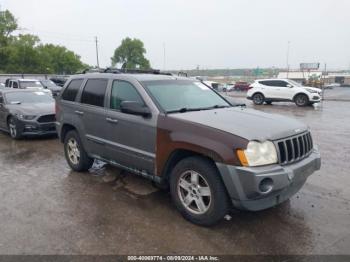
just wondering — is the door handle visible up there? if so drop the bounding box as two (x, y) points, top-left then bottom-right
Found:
(74, 111), (84, 116)
(106, 117), (119, 124)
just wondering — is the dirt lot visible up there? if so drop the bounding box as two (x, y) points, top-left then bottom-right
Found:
(0, 96), (349, 255)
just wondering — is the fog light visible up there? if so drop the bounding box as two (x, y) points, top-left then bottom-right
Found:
(259, 178), (274, 193)
(24, 125), (36, 130)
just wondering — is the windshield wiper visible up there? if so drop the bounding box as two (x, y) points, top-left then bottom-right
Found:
(167, 107), (204, 114)
(231, 102), (246, 107)
(167, 105), (230, 114)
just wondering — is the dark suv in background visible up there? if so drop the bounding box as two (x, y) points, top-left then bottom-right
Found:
(56, 70), (321, 226)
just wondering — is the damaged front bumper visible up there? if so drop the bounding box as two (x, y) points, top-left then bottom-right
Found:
(216, 149), (321, 211)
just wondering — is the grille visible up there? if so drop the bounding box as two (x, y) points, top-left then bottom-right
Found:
(275, 131), (313, 165)
(37, 114), (56, 123)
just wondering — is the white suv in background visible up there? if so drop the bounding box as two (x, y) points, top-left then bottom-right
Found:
(247, 79), (322, 106)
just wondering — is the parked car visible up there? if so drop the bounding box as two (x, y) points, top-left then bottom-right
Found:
(50, 77), (68, 87)
(0, 83), (5, 89)
(247, 79), (322, 106)
(223, 83), (234, 92)
(202, 81), (220, 91)
(5, 79), (52, 96)
(56, 72), (321, 226)
(323, 83), (340, 89)
(40, 79), (62, 97)
(234, 81), (251, 91)
(0, 89), (56, 139)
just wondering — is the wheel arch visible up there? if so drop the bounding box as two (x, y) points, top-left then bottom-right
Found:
(252, 91), (265, 98)
(293, 92), (309, 101)
(60, 123), (77, 143)
(160, 148), (221, 183)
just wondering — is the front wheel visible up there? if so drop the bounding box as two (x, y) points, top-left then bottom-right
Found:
(170, 156), (230, 226)
(64, 130), (94, 172)
(8, 117), (22, 139)
(294, 94), (309, 107)
(252, 93), (265, 105)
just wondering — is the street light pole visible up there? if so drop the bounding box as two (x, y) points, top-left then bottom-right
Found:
(95, 36), (100, 68)
(286, 41), (290, 78)
(163, 42), (166, 71)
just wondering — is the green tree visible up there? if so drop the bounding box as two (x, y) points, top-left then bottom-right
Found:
(37, 44), (86, 74)
(111, 37), (150, 69)
(2, 34), (42, 73)
(0, 10), (18, 71)
(0, 9), (88, 74)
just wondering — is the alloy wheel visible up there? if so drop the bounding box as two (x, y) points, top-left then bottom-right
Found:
(177, 170), (212, 215)
(67, 138), (80, 165)
(9, 120), (17, 138)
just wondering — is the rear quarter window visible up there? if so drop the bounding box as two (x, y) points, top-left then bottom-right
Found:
(61, 79), (83, 102)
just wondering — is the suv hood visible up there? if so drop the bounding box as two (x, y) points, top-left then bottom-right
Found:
(7, 102), (55, 116)
(169, 107), (308, 141)
(302, 86), (322, 92)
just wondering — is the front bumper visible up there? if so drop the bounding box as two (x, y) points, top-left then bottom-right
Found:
(216, 149), (321, 211)
(309, 93), (321, 102)
(16, 119), (57, 136)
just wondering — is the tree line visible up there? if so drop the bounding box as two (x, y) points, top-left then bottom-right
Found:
(0, 10), (88, 74)
(0, 9), (152, 75)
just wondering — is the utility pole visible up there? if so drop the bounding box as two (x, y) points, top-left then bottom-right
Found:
(95, 36), (100, 68)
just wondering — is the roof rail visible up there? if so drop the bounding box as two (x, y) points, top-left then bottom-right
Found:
(103, 67), (172, 76)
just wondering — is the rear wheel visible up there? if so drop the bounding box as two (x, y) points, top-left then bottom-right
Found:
(8, 117), (22, 139)
(64, 130), (94, 172)
(170, 156), (230, 226)
(252, 93), (265, 105)
(294, 94), (309, 107)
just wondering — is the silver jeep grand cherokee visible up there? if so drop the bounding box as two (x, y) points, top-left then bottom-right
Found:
(56, 69), (321, 226)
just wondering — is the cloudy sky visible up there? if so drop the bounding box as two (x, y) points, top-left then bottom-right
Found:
(1, 0), (349, 70)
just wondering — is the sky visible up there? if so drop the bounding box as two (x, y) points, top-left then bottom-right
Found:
(1, 0), (349, 70)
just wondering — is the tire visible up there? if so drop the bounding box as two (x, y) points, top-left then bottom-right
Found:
(294, 94), (309, 107)
(252, 93), (265, 105)
(170, 156), (230, 226)
(265, 101), (272, 105)
(223, 88), (227, 92)
(64, 130), (94, 172)
(8, 116), (22, 139)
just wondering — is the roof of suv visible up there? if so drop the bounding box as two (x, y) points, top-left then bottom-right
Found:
(255, 78), (290, 82)
(70, 73), (190, 82)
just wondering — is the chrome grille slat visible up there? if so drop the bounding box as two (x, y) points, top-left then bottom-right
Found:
(275, 131), (313, 165)
(282, 141), (288, 164)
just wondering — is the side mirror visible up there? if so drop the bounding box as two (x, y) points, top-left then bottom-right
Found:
(120, 101), (151, 117)
(287, 84), (293, 88)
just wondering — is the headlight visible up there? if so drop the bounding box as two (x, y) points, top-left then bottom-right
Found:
(305, 88), (318, 93)
(237, 141), (278, 166)
(18, 114), (37, 120)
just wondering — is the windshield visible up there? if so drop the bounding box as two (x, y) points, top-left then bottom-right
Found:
(19, 81), (43, 88)
(142, 80), (230, 113)
(41, 80), (57, 88)
(288, 79), (303, 87)
(5, 91), (54, 104)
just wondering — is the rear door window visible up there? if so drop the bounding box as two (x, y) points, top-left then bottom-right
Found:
(81, 79), (108, 107)
(61, 79), (83, 102)
(259, 81), (273, 86)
